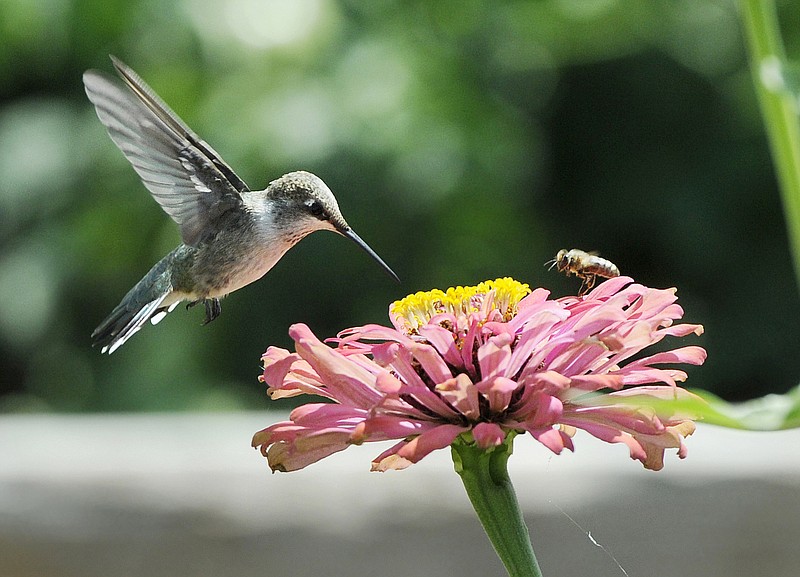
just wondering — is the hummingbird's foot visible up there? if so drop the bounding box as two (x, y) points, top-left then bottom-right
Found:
(186, 298), (222, 324)
(202, 298), (221, 325)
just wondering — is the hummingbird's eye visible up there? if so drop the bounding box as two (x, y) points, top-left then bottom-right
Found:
(307, 200), (326, 219)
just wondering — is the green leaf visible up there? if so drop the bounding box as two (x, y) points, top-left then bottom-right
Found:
(688, 384), (800, 430)
(607, 384), (800, 430)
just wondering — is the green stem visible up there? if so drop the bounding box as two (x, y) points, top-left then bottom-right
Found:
(451, 434), (543, 577)
(740, 0), (800, 291)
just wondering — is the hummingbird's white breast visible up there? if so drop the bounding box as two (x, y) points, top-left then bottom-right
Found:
(201, 198), (321, 298)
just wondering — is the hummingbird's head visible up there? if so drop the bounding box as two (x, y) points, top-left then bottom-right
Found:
(266, 170), (348, 235)
(265, 170), (399, 282)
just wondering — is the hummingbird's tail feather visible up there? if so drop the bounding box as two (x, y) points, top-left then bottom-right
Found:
(92, 293), (173, 354)
(93, 247), (188, 354)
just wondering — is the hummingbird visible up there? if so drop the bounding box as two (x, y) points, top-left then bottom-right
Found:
(84, 56), (399, 354)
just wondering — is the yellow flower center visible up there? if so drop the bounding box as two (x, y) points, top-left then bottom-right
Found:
(390, 278), (531, 331)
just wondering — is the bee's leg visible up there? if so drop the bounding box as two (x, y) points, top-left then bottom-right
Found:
(578, 274), (596, 296)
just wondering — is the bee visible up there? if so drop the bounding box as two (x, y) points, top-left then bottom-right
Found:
(549, 249), (620, 296)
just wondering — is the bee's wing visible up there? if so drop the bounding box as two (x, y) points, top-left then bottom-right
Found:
(83, 56), (249, 247)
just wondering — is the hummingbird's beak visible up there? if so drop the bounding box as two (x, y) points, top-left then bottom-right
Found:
(342, 227), (400, 283)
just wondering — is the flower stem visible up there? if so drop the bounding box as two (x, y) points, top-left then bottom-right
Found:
(739, 0), (800, 290)
(451, 435), (543, 577)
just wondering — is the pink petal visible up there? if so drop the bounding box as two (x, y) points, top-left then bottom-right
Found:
(289, 403), (368, 427)
(251, 408), (360, 473)
(335, 324), (416, 347)
(658, 323), (704, 337)
(510, 292), (562, 330)
(371, 342), (420, 379)
(351, 415), (434, 443)
(261, 346), (297, 382)
(475, 376), (519, 413)
(290, 323), (383, 408)
(629, 425), (694, 471)
(547, 340), (611, 377)
(371, 441), (415, 471)
(477, 333), (514, 380)
(516, 392), (563, 428)
(408, 341), (454, 384)
(626, 346), (707, 368)
(265, 431), (352, 472)
(561, 400), (696, 471)
(613, 320), (659, 350)
(527, 426), (572, 454)
(436, 373), (480, 419)
(562, 419), (648, 464)
(418, 324), (464, 367)
(569, 308), (628, 342)
(252, 423), (301, 449)
(396, 423), (468, 463)
(483, 320), (517, 340)
(568, 374), (624, 391)
(605, 386), (692, 400)
(506, 305), (569, 377)
(625, 287), (678, 320)
(472, 422), (507, 449)
(518, 369), (571, 395)
(567, 404), (666, 435)
(251, 404), (362, 448)
(372, 342), (461, 419)
(516, 287), (552, 310)
(603, 386), (706, 420)
(460, 317), (480, 375)
(583, 276), (634, 299)
(616, 367), (684, 387)
(262, 348), (331, 400)
(374, 370), (403, 394)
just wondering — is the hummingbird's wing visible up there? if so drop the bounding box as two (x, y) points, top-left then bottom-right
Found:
(83, 56), (250, 247)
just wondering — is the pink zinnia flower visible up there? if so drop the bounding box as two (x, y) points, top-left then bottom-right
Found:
(253, 277), (706, 472)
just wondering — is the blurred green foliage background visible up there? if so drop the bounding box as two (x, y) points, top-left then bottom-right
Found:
(1, 0), (798, 412)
